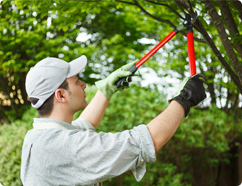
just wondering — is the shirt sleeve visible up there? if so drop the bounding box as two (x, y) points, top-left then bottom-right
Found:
(68, 120), (156, 185)
(130, 125), (156, 181)
(72, 117), (96, 131)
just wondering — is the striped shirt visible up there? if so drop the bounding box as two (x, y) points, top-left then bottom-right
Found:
(21, 118), (156, 185)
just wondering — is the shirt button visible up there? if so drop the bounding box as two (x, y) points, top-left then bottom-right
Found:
(139, 175), (142, 178)
(141, 159), (144, 162)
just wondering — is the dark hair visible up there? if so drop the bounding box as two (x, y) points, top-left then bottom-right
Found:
(29, 80), (69, 117)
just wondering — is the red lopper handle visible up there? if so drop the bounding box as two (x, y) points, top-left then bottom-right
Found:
(187, 30), (196, 76)
(135, 31), (177, 68)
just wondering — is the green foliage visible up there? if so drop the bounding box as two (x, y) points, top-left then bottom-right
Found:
(158, 105), (241, 185)
(0, 107), (37, 186)
(99, 85), (166, 132)
(74, 84), (166, 131)
(1, 0), (242, 122)
(73, 86), (241, 185)
(0, 85), (241, 185)
(1, 0), (242, 185)
(156, 164), (189, 186)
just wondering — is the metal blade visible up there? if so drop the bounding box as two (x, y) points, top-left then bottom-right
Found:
(191, 12), (198, 24)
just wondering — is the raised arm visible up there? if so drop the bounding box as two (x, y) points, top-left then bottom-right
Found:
(147, 75), (206, 152)
(147, 100), (184, 152)
(80, 90), (109, 129)
(80, 61), (137, 129)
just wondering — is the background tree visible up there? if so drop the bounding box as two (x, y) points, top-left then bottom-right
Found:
(0, 0), (242, 185)
(1, 0), (242, 121)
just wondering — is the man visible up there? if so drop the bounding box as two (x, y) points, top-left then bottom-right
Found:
(21, 55), (206, 186)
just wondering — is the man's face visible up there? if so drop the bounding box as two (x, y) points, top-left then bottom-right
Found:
(66, 74), (87, 113)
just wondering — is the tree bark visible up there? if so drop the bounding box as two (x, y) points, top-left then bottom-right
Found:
(192, 16), (242, 93)
(231, 0), (242, 22)
(129, 0), (205, 43)
(217, 0), (242, 60)
(203, 0), (242, 86)
(169, 0), (242, 93)
(207, 67), (217, 105)
(18, 72), (29, 105)
(239, 144), (242, 183)
(199, 64), (217, 105)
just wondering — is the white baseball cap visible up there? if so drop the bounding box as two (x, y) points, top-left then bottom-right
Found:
(25, 55), (87, 109)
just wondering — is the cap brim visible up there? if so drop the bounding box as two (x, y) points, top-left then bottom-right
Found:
(67, 55), (87, 78)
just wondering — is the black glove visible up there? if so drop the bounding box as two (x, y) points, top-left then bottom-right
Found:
(170, 74), (206, 117)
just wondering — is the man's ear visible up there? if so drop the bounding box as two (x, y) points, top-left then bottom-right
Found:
(54, 89), (68, 103)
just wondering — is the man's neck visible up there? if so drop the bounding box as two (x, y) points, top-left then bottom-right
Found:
(42, 112), (74, 124)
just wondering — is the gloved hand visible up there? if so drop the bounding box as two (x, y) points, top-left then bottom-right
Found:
(95, 61), (138, 100)
(169, 74), (206, 117)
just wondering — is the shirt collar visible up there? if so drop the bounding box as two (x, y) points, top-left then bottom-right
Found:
(33, 118), (77, 130)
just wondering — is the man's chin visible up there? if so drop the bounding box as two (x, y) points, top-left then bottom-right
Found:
(81, 102), (88, 110)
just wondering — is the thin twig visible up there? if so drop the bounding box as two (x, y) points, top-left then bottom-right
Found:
(110, 0), (205, 43)
(174, 0), (187, 14)
(187, 0), (193, 13)
(144, 0), (184, 20)
(133, 0), (177, 28)
(132, 0), (205, 43)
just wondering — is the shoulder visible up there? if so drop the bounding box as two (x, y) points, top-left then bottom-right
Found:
(72, 117), (95, 131)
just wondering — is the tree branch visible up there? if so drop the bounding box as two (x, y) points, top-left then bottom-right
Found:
(174, 0), (189, 12)
(231, 0), (242, 22)
(174, 0), (186, 14)
(203, 0), (242, 88)
(192, 18), (242, 93)
(171, 0), (204, 39)
(217, 0), (242, 60)
(133, 0), (177, 27)
(131, 0), (205, 43)
(187, 0), (193, 13)
(144, 0), (184, 20)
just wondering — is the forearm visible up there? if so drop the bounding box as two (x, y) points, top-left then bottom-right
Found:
(147, 100), (184, 152)
(80, 90), (109, 129)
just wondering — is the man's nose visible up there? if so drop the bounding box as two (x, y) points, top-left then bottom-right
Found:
(81, 81), (87, 89)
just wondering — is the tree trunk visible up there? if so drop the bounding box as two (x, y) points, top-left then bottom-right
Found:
(217, 0), (242, 60)
(170, 0), (242, 93)
(193, 16), (242, 94)
(231, 0), (242, 22)
(115, 174), (124, 186)
(239, 144), (242, 184)
(203, 0), (242, 86)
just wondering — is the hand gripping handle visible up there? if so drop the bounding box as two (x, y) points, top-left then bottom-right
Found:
(115, 64), (138, 88)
